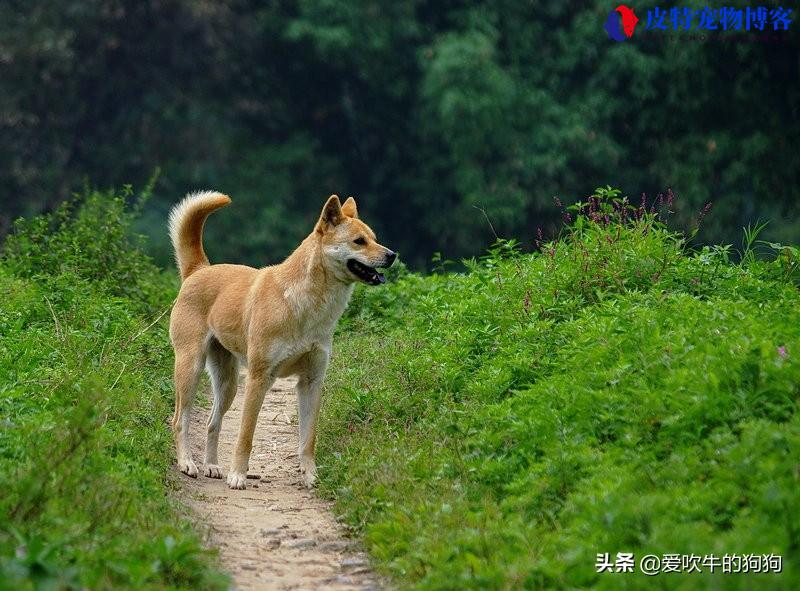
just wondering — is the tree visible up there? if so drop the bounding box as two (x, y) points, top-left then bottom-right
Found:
(1, 0), (798, 266)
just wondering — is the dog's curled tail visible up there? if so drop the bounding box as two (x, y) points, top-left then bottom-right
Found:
(168, 190), (231, 281)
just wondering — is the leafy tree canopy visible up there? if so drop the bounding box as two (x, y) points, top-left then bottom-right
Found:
(1, 0), (797, 267)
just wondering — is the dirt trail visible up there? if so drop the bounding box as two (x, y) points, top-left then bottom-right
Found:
(181, 376), (379, 590)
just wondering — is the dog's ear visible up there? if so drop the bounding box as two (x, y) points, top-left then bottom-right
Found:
(341, 196), (359, 219)
(316, 195), (344, 234)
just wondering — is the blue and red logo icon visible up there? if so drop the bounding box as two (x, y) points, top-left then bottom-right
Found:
(605, 5), (640, 41)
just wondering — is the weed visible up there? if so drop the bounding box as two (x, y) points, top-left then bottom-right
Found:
(320, 187), (800, 590)
(0, 190), (227, 590)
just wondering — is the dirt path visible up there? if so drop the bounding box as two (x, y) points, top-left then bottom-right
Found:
(180, 376), (380, 590)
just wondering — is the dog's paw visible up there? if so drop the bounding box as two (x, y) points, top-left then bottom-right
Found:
(204, 464), (223, 479)
(299, 456), (317, 488)
(302, 472), (317, 489)
(178, 458), (199, 478)
(226, 471), (247, 490)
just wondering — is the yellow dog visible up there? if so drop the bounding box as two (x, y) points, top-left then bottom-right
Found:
(167, 192), (394, 488)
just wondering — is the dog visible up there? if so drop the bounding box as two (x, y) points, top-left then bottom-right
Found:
(168, 192), (395, 488)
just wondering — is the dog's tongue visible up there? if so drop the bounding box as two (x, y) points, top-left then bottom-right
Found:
(376, 272), (386, 284)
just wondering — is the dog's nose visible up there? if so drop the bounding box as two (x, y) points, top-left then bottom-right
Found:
(384, 250), (397, 266)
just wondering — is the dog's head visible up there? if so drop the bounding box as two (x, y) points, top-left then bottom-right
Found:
(315, 195), (395, 285)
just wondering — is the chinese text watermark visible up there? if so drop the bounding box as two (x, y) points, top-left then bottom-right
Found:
(596, 552), (783, 575)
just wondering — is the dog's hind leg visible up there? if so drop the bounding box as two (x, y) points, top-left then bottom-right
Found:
(204, 337), (238, 478)
(172, 343), (207, 478)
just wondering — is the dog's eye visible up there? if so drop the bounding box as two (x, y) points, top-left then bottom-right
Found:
(353, 237), (366, 245)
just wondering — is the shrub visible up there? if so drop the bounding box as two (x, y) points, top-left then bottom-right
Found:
(2, 186), (173, 313)
(320, 188), (800, 590)
(0, 189), (226, 589)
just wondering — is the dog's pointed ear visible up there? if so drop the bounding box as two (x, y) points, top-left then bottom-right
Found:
(316, 195), (344, 234)
(341, 196), (359, 219)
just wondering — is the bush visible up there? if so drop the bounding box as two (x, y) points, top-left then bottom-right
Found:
(0, 190), (227, 589)
(319, 188), (800, 589)
(2, 186), (172, 313)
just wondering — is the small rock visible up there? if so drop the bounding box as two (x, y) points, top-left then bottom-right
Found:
(246, 474), (261, 480)
(241, 563), (257, 571)
(259, 528), (283, 537)
(319, 540), (353, 552)
(287, 538), (316, 549)
(341, 557), (369, 569)
(253, 484), (259, 488)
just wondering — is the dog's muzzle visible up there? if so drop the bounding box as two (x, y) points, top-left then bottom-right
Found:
(346, 259), (385, 285)
(347, 251), (395, 286)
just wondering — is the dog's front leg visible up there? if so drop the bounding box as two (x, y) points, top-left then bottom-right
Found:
(297, 346), (330, 488)
(227, 361), (275, 489)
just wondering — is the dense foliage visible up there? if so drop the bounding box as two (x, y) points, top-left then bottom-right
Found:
(1, 1), (798, 267)
(320, 188), (800, 589)
(0, 191), (227, 590)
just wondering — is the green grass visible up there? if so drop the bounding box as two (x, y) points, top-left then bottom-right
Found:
(3, 185), (798, 590)
(0, 190), (228, 590)
(319, 189), (800, 589)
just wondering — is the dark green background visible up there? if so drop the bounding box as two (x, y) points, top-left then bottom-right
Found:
(1, 0), (798, 268)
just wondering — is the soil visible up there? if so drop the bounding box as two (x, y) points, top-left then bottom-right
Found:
(180, 376), (381, 590)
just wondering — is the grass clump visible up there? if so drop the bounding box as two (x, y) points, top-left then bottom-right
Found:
(320, 187), (800, 590)
(0, 189), (227, 590)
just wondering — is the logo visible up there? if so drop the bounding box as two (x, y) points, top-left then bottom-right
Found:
(644, 7), (792, 31)
(605, 6), (793, 42)
(605, 5), (640, 41)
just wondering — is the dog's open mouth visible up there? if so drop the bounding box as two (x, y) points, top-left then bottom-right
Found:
(347, 259), (386, 285)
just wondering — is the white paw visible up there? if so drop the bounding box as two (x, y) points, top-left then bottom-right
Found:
(227, 471), (247, 489)
(204, 464), (223, 479)
(178, 458), (198, 478)
(300, 456), (317, 488)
